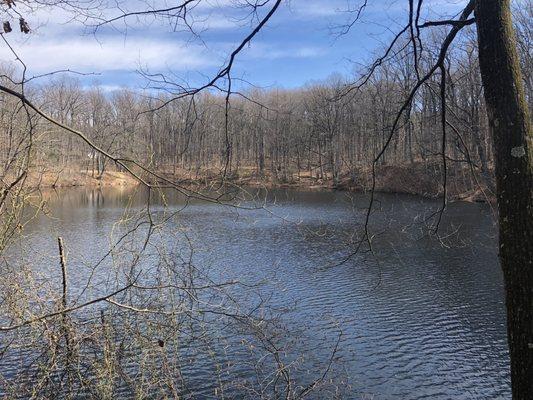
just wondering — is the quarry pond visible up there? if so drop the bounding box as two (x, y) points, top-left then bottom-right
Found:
(5, 186), (510, 399)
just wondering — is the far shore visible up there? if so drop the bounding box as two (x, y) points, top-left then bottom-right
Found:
(28, 164), (495, 204)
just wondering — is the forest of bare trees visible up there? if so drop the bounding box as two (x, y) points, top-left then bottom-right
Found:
(1, 12), (530, 202)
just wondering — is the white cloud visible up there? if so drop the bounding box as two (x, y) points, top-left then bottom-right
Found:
(242, 42), (326, 60)
(0, 0), (339, 85)
(288, 1), (341, 18)
(0, 35), (217, 74)
(83, 84), (126, 92)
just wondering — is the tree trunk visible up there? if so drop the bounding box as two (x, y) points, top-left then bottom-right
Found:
(475, 1), (533, 398)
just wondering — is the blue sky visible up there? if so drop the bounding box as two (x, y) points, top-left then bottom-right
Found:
(0, 0), (470, 91)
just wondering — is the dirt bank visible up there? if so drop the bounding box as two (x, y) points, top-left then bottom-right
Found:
(148, 164), (494, 203)
(28, 163), (495, 203)
(27, 169), (139, 189)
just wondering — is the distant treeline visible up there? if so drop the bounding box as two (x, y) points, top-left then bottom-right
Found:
(1, 25), (531, 193)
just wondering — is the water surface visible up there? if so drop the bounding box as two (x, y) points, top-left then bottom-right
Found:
(7, 187), (510, 399)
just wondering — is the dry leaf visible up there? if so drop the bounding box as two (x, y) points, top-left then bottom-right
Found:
(19, 17), (29, 34)
(3, 21), (12, 33)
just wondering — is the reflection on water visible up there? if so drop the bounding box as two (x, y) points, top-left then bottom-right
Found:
(12, 186), (509, 399)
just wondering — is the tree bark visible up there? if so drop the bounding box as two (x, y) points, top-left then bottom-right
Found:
(475, 1), (533, 398)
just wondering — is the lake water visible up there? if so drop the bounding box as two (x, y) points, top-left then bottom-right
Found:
(3, 186), (510, 399)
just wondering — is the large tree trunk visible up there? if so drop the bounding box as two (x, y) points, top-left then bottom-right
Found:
(475, 1), (533, 398)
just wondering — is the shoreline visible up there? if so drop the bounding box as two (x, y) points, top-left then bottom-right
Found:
(28, 165), (495, 204)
